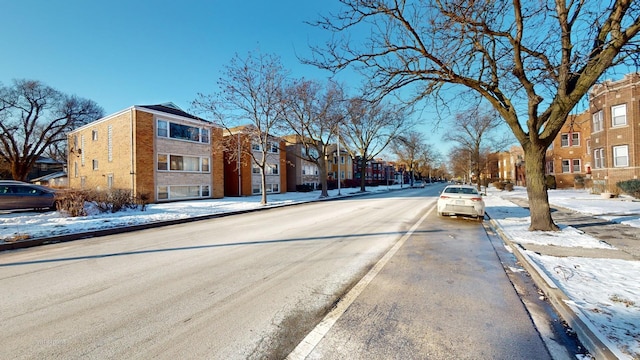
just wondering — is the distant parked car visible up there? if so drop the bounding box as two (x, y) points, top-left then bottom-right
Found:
(437, 184), (485, 220)
(0, 181), (57, 211)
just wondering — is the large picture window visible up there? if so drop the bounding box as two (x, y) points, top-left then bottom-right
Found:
(157, 119), (209, 143)
(157, 185), (210, 201)
(157, 153), (210, 173)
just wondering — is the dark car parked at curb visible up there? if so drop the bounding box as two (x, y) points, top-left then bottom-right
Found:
(0, 180), (57, 211)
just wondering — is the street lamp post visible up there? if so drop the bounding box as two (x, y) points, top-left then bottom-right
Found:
(337, 127), (341, 196)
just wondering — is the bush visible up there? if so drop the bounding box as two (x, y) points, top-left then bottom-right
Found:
(617, 179), (640, 199)
(88, 189), (137, 213)
(55, 190), (87, 217)
(56, 188), (141, 216)
(296, 184), (314, 192)
(493, 181), (505, 190)
(545, 175), (557, 190)
(504, 182), (514, 191)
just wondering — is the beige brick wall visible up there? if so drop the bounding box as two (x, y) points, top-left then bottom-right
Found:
(68, 110), (134, 191)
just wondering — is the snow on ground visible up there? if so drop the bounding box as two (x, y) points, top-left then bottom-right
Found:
(1, 184), (639, 358)
(484, 186), (640, 359)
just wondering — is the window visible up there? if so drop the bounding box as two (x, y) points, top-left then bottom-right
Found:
(201, 128), (210, 144)
(265, 164), (279, 175)
(158, 119), (208, 143)
(92, 159), (98, 170)
(170, 155), (200, 171)
(107, 125), (113, 162)
(169, 122), (200, 142)
(157, 120), (168, 137)
(612, 104), (627, 127)
(594, 148), (605, 169)
(592, 110), (603, 132)
(157, 154), (168, 170)
(561, 160), (570, 173)
(252, 143), (261, 151)
(561, 134), (569, 147)
(74, 162), (78, 178)
(107, 174), (113, 189)
(252, 164), (260, 174)
(92, 130), (98, 141)
(157, 185), (209, 200)
(158, 186), (169, 200)
(158, 154), (208, 172)
(572, 159), (581, 173)
(545, 161), (554, 174)
(613, 145), (629, 167)
(81, 135), (85, 166)
(571, 133), (580, 146)
(269, 142), (279, 153)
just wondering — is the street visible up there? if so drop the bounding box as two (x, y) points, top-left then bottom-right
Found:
(1, 185), (551, 359)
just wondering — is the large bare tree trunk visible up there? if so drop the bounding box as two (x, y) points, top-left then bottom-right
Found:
(359, 158), (367, 192)
(318, 158), (329, 198)
(524, 144), (559, 231)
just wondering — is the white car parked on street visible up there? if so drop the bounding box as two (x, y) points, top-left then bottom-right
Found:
(437, 184), (485, 220)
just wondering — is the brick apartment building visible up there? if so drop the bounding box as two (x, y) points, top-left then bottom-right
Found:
(283, 135), (320, 192)
(545, 111), (592, 189)
(67, 103), (224, 202)
(327, 144), (353, 184)
(588, 73), (640, 193)
(497, 145), (526, 186)
(222, 126), (287, 196)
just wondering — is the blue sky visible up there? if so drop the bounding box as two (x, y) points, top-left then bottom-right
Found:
(0, 0), (345, 115)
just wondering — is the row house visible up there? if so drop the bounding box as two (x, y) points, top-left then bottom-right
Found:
(545, 111), (592, 189)
(222, 126), (287, 196)
(588, 73), (640, 193)
(67, 103), (224, 202)
(354, 157), (396, 184)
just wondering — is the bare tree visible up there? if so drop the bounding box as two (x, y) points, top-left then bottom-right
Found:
(308, 0), (640, 230)
(415, 145), (440, 182)
(193, 51), (288, 205)
(391, 130), (427, 185)
(0, 79), (104, 181)
(342, 97), (410, 192)
(444, 107), (506, 191)
(448, 147), (473, 182)
(281, 79), (344, 198)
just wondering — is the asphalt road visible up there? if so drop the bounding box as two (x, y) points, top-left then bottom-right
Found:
(0, 186), (551, 359)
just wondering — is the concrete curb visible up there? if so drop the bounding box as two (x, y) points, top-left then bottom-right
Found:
(487, 216), (618, 360)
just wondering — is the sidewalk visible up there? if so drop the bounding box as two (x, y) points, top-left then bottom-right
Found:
(485, 190), (640, 360)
